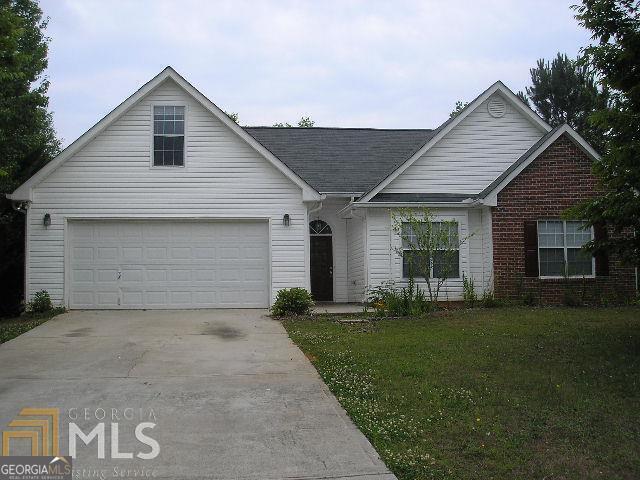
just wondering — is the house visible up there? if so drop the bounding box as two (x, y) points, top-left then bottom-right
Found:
(7, 67), (636, 309)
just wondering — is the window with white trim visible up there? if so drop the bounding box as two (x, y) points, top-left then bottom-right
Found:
(401, 222), (460, 279)
(153, 105), (185, 167)
(538, 220), (594, 277)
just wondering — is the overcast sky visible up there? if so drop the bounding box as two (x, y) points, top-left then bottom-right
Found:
(41, 0), (591, 146)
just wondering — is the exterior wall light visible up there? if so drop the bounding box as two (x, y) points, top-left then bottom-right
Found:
(43, 213), (51, 228)
(283, 214), (290, 227)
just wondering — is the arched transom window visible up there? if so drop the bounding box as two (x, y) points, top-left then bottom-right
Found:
(309, 220), (332, 236)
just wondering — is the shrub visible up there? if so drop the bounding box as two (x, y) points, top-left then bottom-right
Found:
(26, 290), (53, 314)
(563, 289), (582, 307)
(521, 290), (538, 306)
(481, 289), (501, 308)
(367, 279), (433, 317)
(270, 288), (314, 316)
(462, 274), (477, 307)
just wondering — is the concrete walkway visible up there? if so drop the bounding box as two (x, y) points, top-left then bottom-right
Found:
(0, 310), (394, 480)
(313, 303), (365, 314)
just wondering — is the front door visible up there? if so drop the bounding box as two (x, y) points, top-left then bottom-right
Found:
(309, 220), (333, 301)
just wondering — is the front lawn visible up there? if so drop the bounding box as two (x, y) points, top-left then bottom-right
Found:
(283, 307), (640, 480)
(0, 308), (65, 344)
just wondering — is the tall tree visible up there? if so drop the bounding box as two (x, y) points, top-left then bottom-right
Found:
(569, 0), (640, 264)
(520, 53), (610, 151)
(0, 0), (59, 315)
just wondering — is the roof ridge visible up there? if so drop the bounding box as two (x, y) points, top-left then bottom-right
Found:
(243, 126), (434, 132)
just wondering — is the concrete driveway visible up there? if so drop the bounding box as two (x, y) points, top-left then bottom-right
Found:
(0, 310), (395, 480)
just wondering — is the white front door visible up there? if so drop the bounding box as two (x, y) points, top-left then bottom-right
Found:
(67, 220), (270, 309)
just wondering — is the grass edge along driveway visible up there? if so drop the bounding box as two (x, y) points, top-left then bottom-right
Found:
(0, 308), (65, 344)
(283, 307), (640, 480)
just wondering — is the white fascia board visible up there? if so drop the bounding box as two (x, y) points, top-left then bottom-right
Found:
(9, 67), (321, 202)
(358, 81), (552, 203)
(482, 124), (601, 206)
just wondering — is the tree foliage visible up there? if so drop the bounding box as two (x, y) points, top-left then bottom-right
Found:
(273, 116), (315, 128)
(449, 101), (468, 118)
(391, 208), (469, 302)
(520, 53), (610, 151)
(224, 111), (239, 124)
(568, 0), (640, 264)
(0, 0), (59, 316)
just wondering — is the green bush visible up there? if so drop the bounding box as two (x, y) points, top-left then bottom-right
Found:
(562, 289), (582, 307)
(270, 288), (314, 316)
(26, 290), (53, 313)
(521, 290), (538, 306)
(462, 274), (477, 307)
(367, 278), (432, 317)
(481, 289), (501, 308)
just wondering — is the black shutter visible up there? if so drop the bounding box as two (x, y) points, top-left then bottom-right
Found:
(524, 221), (539, 277)
(594, 223), (609, 276)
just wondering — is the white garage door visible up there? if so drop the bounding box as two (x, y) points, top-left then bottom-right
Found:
(68, 220), (270, 309)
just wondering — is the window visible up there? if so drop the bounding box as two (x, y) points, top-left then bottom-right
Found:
(538, 220), (593, 277)
(401, 222), (459, 279)
(309, 220), (332, 235)
(153, 105), (185, 167)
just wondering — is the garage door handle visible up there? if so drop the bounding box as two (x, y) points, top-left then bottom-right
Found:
(117, 271), (122, 280)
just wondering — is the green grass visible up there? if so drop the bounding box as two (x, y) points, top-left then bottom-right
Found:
(283, 307), (640, 480)
(0, 308), (65, 344)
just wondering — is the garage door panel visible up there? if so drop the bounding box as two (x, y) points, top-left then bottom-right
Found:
(68, 220), (269, 309)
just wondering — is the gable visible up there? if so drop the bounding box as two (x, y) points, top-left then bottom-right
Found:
(480, 124), (600, 205)
(9, 67), (320, 202)
(381, 92), (545, 195)
(30, 78), (311, 207)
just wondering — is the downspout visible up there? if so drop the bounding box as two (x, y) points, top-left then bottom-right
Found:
(308, 201), (323, 216)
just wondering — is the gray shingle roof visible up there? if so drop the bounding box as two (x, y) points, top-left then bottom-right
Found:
(243, 127), (437, 193)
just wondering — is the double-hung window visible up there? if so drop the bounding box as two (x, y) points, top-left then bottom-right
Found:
(538, 220), (594, 277)
(153, 105), (185, 167)
(401, 222), (460, 279)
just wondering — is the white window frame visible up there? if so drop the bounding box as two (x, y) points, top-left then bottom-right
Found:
(401, 221), (460, 280)
(537, 220), (595, 279)
(150, 103), (187, 169)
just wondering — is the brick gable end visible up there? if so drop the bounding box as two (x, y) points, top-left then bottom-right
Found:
(491, 134), (636, 304)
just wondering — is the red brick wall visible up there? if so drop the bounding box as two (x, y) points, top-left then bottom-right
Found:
(491, 134), (637, 304)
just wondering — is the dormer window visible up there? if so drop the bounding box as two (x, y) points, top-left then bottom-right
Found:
(153, 105), (185, 167)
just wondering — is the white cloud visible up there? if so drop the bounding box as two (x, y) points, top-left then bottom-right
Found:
(41, 0), (591, 144)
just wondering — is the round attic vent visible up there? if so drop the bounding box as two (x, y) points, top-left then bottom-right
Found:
(488, 97), (507, 118)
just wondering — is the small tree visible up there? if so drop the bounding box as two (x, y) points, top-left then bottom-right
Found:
(391, 208), (469, 302)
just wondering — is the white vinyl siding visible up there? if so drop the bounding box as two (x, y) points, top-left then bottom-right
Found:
(27, 78), (307, 306)
(481, 207), (494, 293)
(382, 93), (544, 195)
(346, 215), (366, 302)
